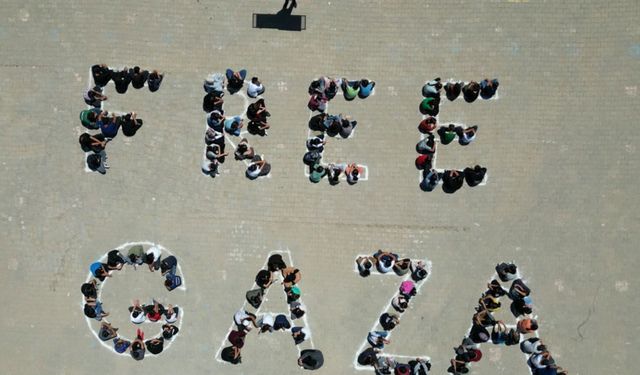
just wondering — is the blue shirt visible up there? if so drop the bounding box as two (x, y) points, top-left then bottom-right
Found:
(90, 262), (102, 276)
(99, 120), (119, 138)
(224, 116), (242, 136)
(359, 83), (374, 97)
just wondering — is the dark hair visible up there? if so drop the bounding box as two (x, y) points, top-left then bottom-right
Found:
(165, 279), (172, 288)
(314, 165), (324, 173)
(251, 77), (259, 83)
(530, 322), (538, 330)
(145, 253), (154, 264)
(231, 121), (239, 129)
(88, 112), (97, 121)
(361, 79), (369, 86)
(359, 269), (371, 277)
(248, 164), (258, 172)
(352, 169), (359, 177)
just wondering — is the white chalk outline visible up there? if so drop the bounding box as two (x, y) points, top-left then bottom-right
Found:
(453, 265), (542, 374)
(201, 76), (271, 179)
(214, 249), (315, 364)
(82, 241), (186, 358)
(303, 77), (371, 183)
(352, 254), (433, 371)
(417, 79), (497, 188)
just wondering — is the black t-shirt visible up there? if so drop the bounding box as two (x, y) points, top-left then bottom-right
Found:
(91, 65), (112, 87)
(267, 254), (286, 271)
(203, 92), (223, 112)
(160, 256), (177, 273)
(148, 73), (163, 92)
(469, 323), (490, 343)
(145, 338), (164, 355)
(112, 70), (132, 94)
(84, 304), (97, 318)
(79, 133), (105, 154)
(131, 346), (145, 361)
(81, 283), (97, 299)
(379, 313), (397, 331)
(463, 83), (480, 102)
(131, 69), (149, 89)
(464, 167), (486, 187)
(357, 347), (377, 366)
(107, 249), (124, 268)
(120, 114), (143, 137)
(221, 346), (241, 364)
(443, 171), (464, 192)
(308, 114), (326, 132)
(163, 324), (179, 339)
(255, 270), (271, 288)
(445, 82), (462, 101)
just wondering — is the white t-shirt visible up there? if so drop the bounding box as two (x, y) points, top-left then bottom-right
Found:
(165, 307), (179, 324)
(247, 164), (261, 178)
(530, 353), (548, 369)
(260, 313), (274, 329)
(378, 260), (394, 274)
(146, 246), (161, 263)
(234, 310), (252, 328)
(247, 82), (263, 97)
(130, 309), (146, 324)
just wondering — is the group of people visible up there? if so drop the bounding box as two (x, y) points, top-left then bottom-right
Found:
(201, 69), (271, 179)
(80, 64), (163, 174)
(304, 77), (373, 185)
(419, 78), (499, 116)
(355, 251), (431, 375)
(221, 253), (323, 370)
(416, 78), (494, 193)
(447, 263), (567, 375)
(81, 245), (182, 361)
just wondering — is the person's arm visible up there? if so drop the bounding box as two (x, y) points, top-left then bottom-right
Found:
(254, 160), (266, 168)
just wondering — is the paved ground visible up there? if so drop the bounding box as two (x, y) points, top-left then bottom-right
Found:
(0, 0), (639, 374)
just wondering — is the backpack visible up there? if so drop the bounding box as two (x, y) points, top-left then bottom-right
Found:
(246, 289), (264, 309)
(504, 329), (521, 346)
(166, 274), (182, 291)
(303, 151), (322, 166)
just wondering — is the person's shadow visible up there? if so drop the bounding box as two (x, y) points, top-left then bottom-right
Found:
(277, 0), (297, 16)
(253, 0), (305, 31)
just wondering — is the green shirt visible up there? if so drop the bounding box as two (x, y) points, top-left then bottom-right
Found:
(128, 245), (144, 259)
(420, 97), (435, 111)
(442, 131), (456, 144)
(80, 109), (99, 129)
(343, 84), (359, 100)
(309, 164), (326, 183)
